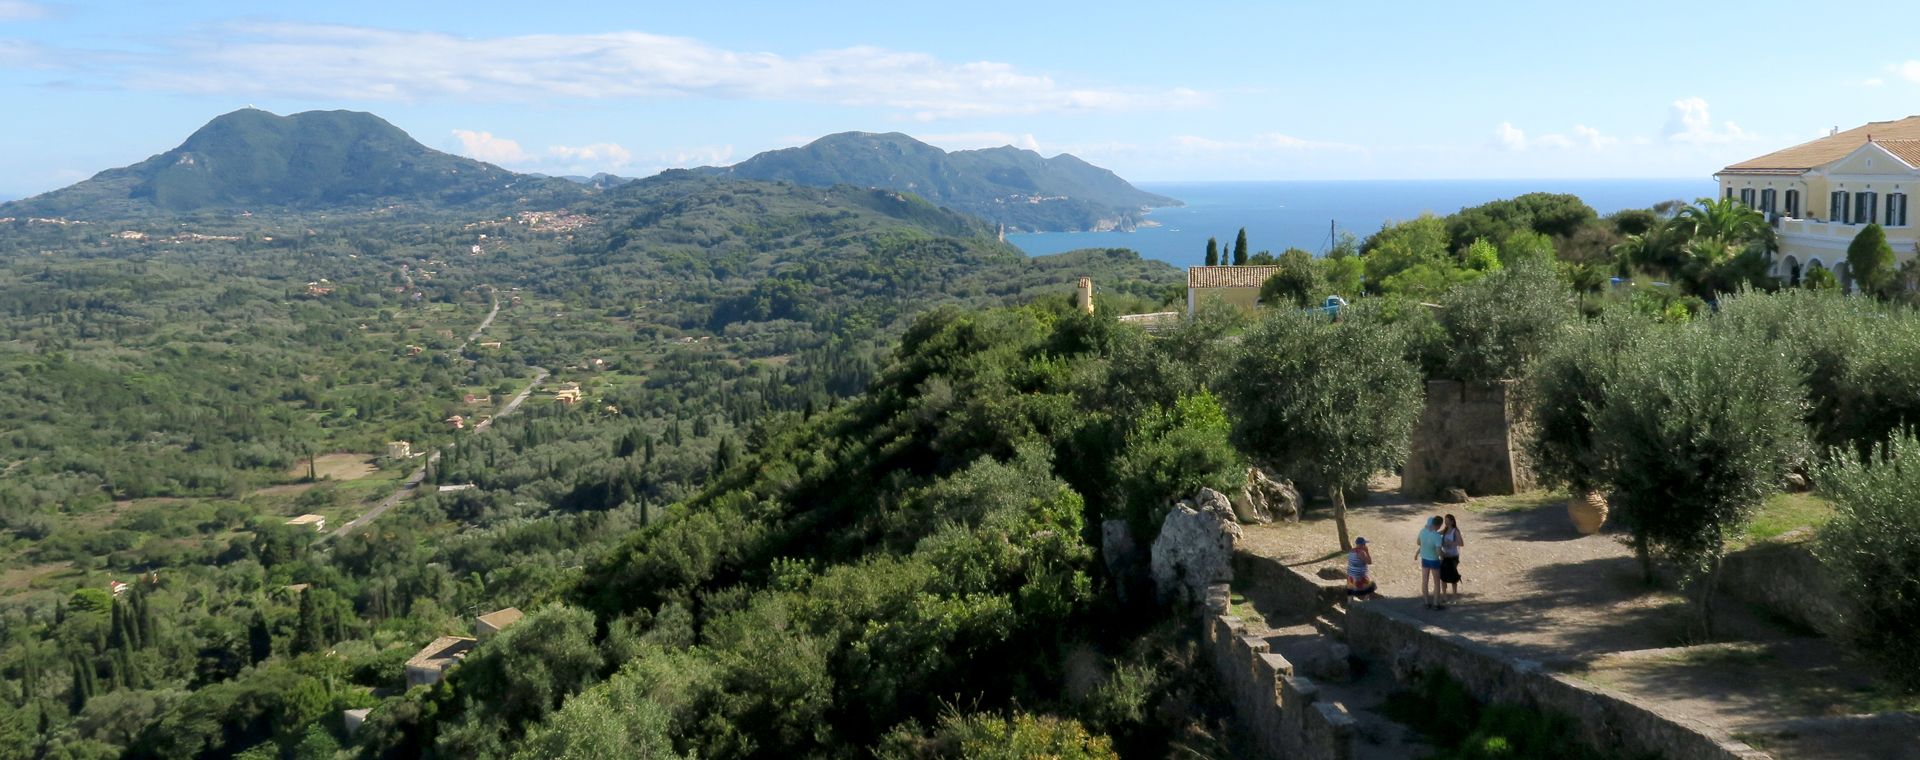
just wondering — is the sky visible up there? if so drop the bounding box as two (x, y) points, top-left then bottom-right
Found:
(3, 0), (1919, 199)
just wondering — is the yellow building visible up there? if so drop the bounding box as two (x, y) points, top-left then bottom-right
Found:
(1717, 116), (1920, 289)
(1186, 265), (1283, 315)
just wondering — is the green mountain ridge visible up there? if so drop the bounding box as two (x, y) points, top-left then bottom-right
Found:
(2, 108), (588, 219)
(700, 131), (1180, 233)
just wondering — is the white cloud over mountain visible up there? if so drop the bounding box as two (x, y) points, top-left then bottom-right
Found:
(90, 23), (1207, 120)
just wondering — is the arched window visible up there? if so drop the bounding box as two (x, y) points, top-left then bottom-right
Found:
(1783, 255), (1802, 286)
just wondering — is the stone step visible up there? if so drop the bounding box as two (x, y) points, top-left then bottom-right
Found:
(1310, 612), (1347, 642)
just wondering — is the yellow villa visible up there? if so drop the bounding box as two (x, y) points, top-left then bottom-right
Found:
(1717, 116), (1920, 289)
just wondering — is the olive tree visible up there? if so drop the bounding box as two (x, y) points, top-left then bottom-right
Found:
(1814, 432), (1920, 688)
(1436, 259), (1573, 385)
(1523, 309), (1658, 500)
(1220, 305), (1424, 550)
(1595, 324), (1807, 632)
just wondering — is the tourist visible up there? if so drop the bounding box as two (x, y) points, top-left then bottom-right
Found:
(1441, 514), (1465, 605)
(1417, 515), (1446, 610)
(1346, 537), (1376, 600)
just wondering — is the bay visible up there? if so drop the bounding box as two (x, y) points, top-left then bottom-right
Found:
(1007, 179), (1717, 266)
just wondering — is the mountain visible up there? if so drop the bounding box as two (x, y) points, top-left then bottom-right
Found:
(2, 108), (585, 219)
(700, 132), (1180, 232)
(558, 172), (637, 189)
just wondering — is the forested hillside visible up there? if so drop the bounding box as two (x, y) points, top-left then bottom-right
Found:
(703, 132), (1181, 232)
(0, 169), (1186, 759)
(0, 109), (587, 219)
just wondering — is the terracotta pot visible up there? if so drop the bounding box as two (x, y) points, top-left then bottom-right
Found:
(1568, 490), (1608, 535)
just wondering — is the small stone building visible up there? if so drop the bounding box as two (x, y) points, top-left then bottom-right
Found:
(1187, 265), (1284, 315)
(386, 441), (412, 459)
(1401, 380), (1534, 498)
(405, 636), (476, 688)
(475, 607), (524, 640)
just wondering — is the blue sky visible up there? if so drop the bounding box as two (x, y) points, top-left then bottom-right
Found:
(3, 0), (1919, 199)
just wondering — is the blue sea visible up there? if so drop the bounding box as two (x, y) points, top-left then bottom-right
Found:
(1007, 179), (1717, 266)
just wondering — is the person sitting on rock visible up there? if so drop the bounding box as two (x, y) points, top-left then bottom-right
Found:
(1346, 537), (1377, 599)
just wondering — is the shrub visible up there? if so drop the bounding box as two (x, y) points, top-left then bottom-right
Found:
(1112, 391), (1245, 539)
(1814, 432), (1920, 690)
(877, 711), (1117, 760)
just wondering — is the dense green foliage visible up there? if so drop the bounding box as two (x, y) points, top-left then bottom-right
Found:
(0, 166), (1191, 758)
(1522, 311), (1656, 495)
(1814, 433), (1920, 689)
(704, 131), (1179, 232)
(1846, 223), (1896, 300)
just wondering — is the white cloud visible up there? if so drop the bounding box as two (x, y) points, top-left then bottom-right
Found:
(452, 131), (731, 174)
(1171, 132), (1364, 154)
(1572, 124), (1617, 149)
(1494, 122), (1618, 152)
(1494, 122), (1527, 151)
(88, 23), (1207, 120)
(1863, 77), (1885, 87)
(920, 132), (1042, 152)
(450, 129), (528, 165)
(1895, 61), (1920, 84)
(546, 142), (633, 168)
(1664, 96), (1750, 144)
(0, 2), (47, 21)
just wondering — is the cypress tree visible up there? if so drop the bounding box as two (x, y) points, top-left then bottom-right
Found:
(67, 654), (94, 714)
(1205, 237), (1219, 266)
(1233, 228), (1250, 265)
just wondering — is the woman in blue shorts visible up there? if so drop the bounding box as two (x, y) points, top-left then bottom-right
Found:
(1417, 515), (1446, 610)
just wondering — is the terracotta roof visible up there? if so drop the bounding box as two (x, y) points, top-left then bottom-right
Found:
(476, 607), (524, 631)
(406, 636), (476, 668)
(1878, 140), (1920, 169)
(1722, 116), (1920, 172)
(1188, 265), (1283, 288)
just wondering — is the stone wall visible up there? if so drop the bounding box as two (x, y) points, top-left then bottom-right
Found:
(1202, 585), (1355, 760)
(1344, 602), (1771, 760)
(1233, 552), (1347, 615)
(1402, 380), (1534, 498)
(1717, 532), (1852, 639)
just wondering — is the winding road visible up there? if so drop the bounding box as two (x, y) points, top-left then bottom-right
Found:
(327, 287), (543, 540)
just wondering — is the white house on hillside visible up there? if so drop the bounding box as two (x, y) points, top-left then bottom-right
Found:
(1717, 116), (1920, 290)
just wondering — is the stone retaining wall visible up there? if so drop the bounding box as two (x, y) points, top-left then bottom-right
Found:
(1344, 602), (1771, 760)
(1717, 534), (1852, 639)
(1233, 552), (1347, 616)
(1202, 585), (1355, 760)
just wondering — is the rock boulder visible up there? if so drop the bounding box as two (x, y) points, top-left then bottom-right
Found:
(1150, 488), (1242, 608)
(1232, 467), (1302, 524)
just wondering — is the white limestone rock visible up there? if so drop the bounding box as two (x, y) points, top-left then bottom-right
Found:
(1150, 488), (1243, 608)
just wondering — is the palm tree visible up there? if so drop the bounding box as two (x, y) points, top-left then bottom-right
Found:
(1671, 196), (1776, 253)
(1637, 198), (1778, 296)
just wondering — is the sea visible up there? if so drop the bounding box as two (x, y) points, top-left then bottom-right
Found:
(1006, 179), (1716, 266)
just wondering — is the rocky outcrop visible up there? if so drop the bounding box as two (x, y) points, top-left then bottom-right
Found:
(1151, 488), (1242, 608)
(1233, 467), (1301, 524)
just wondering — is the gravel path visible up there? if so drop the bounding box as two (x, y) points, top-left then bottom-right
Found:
(1237, 477), (1908, 758)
